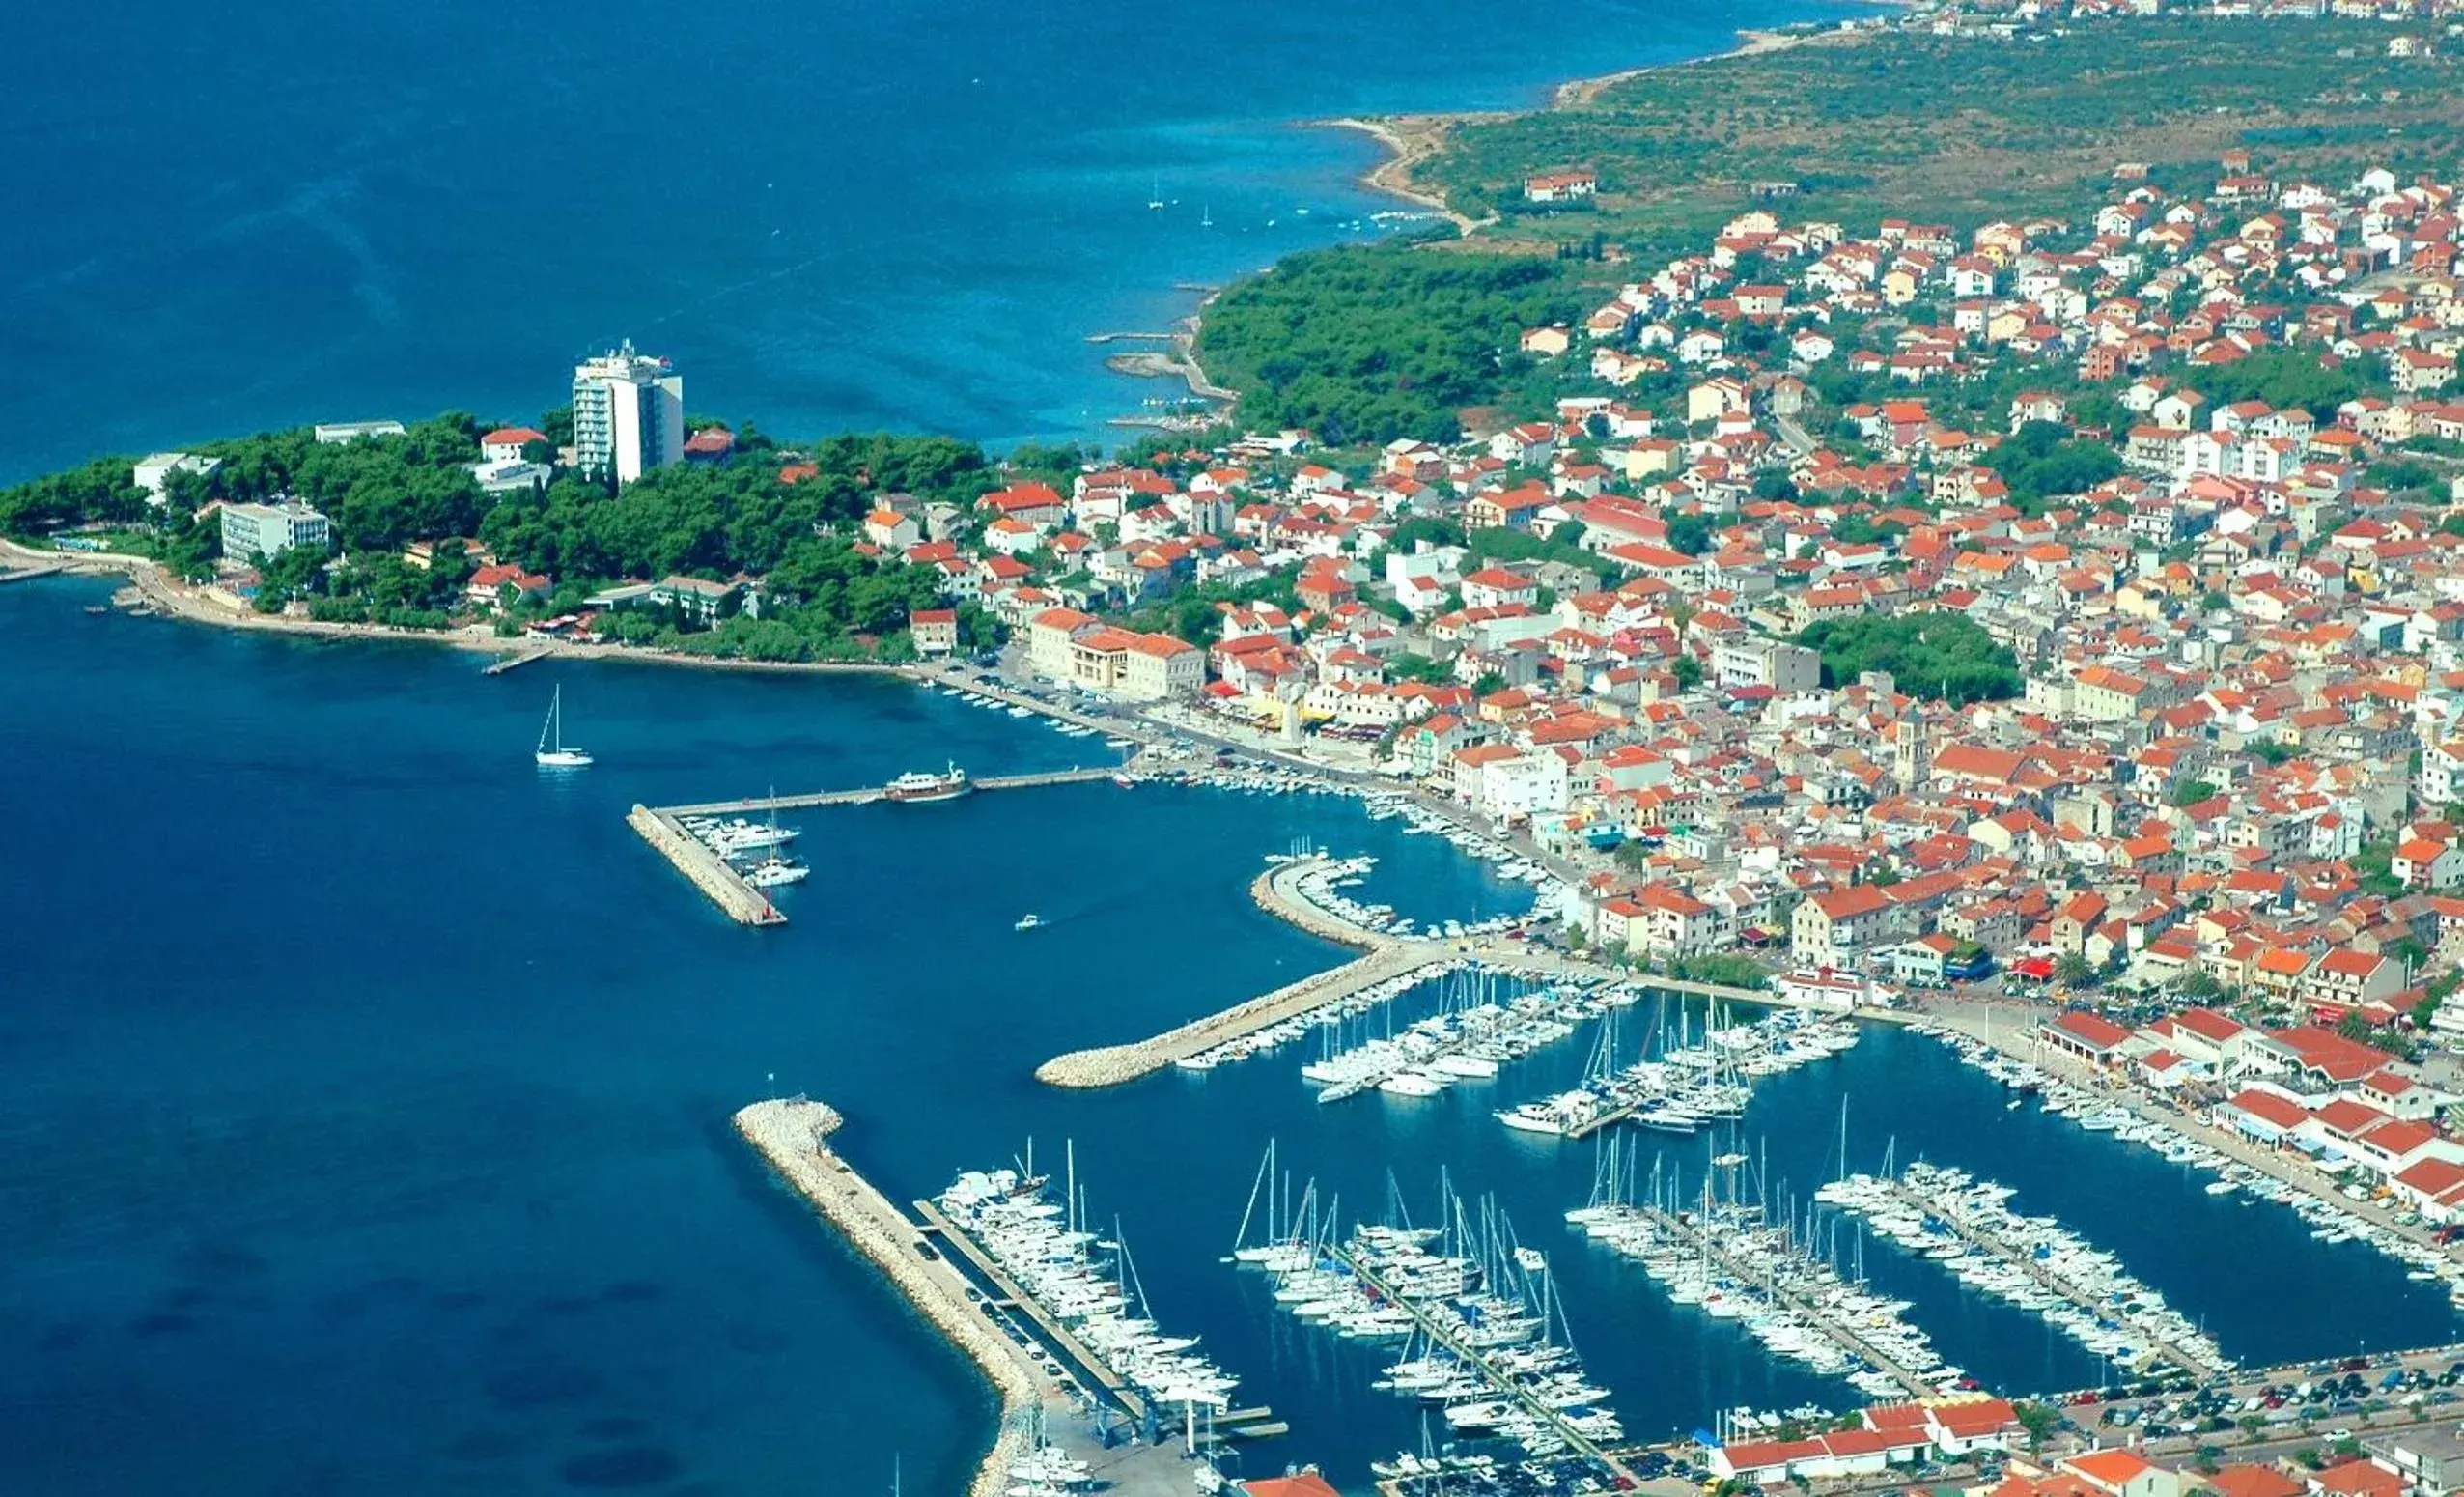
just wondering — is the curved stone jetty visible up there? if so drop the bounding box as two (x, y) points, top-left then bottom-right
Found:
(1035, 944), (1443, 1088)
(733, 1099), (1038, 1497)
(1035, 859), (1436, 1088)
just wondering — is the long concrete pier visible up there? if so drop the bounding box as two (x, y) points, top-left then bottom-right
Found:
(734, 1100), (1044, 1497)
(662, 766), (1123, 818)
(0, 561), (69, 586)
(628, 805), (786, 926)
(1036, 851), (1915, 1091)
(482, 647), (552, 675)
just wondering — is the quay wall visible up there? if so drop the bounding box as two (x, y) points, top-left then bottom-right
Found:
(628, 805), (784, 926)
(734, 1100), (1038, 1497)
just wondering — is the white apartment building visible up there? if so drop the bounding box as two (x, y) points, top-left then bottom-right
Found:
(220, 500), (332, 561)
(573, 343), (684, 483)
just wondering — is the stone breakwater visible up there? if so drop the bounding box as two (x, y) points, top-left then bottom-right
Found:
(628, 805), (785, 927)
(1036, 858), (1436, 1088)
(734, 1099), (1041, 1497)
(1034, 946), (1444, 1087)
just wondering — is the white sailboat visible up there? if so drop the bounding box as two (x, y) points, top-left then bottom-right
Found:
(534, 685), (593, 768)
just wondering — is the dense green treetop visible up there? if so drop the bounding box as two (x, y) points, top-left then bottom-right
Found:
(1792, 612), (2021, 704)
(1195, 242), (1592, 446)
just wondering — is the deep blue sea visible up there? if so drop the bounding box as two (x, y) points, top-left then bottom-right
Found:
(5, 579), (2458, 1496)
(0, 0), (1865, 482)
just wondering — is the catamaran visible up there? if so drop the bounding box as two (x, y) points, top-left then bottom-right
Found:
(534, 686), (592, 768)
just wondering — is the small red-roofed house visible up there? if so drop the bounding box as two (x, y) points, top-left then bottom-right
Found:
(1927, 1397), (2021, 1454)
(2393, 1157), (2464, 1222)
(481, 426), (549, 463)
(2061, 1448), (2163, 1497)
(2311, 1458), (2405, 1497)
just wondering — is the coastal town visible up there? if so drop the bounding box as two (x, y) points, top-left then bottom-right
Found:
(33, 24), (2464, 1497)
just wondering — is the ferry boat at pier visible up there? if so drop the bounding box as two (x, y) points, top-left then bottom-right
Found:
(883, 763), (970, 803)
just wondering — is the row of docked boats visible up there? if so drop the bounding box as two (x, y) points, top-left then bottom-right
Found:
(1567, 1146), (1951, 1403)
(1816, 1161), (2231, 1376)
(1362, 792), (1556, 888)
(1306, 975), (1635, 1103)
(1495, 1004), (1860, 1138)
(937, 1160), (1240, 1414)
(936, 682), (1041, 722)
(1915, 1020), (2464, 1306)
(1173, 961), (1482, 1073)
(1231, 1158), (1624, 1457)
(676, 809), (811, 888)
(1264, 850), (1529, 942)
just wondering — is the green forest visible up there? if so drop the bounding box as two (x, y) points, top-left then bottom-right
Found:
(1792, 612), (2022, 704)
(1194, 242), (1594, 445)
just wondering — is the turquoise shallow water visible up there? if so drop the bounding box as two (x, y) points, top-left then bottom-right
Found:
(0, 0), (1862, 480)
(3, 579), (2457, 1494)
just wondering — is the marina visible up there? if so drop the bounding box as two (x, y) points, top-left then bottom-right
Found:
(1566, 1144), (1953, 1402)
(922, 1154), (1254, 1443)
(1496, 1005), (1862, 1141)
(1302, 973), (1632, 1104)
(1233, 1159), (1634, 1482)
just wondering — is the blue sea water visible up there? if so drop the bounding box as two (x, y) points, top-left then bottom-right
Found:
(0, 0), (1860, 483)
(5, 580), (2459, 1496)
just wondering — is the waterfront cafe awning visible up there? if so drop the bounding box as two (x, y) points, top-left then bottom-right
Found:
(2011, 955), (2056, 981)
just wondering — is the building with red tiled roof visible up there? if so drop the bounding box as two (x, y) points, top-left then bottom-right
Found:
(2206, 1466), (2304, 1497)
(2042, 1009), (2133, 1063)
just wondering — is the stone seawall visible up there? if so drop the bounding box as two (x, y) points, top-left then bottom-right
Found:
(629, 805), (785, 927)
(733, 1100), (1039, 1497)
(1034, 856), (1430, 1088)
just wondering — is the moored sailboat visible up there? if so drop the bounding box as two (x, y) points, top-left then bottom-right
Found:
(534, 685), (592, 768)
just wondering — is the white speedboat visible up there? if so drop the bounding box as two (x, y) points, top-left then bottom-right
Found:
(1015, 914), (1044, 931)
(742, 857), (808, 888)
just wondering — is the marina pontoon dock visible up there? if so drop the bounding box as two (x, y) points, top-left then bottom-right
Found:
(1333, 1238), (1637, 1483)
